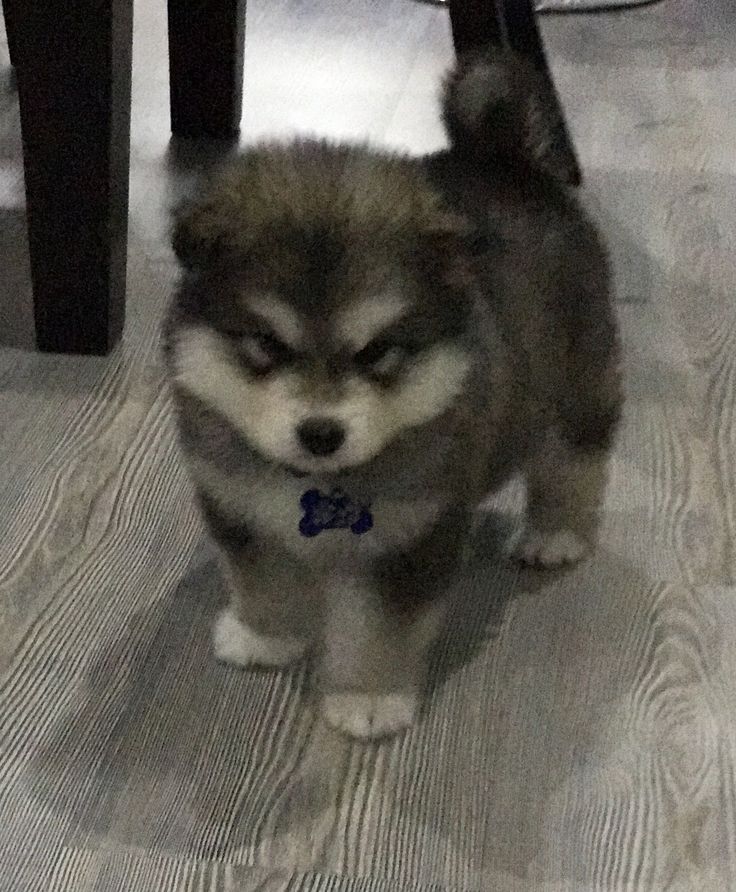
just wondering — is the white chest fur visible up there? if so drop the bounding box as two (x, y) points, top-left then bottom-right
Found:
(189, 456), (445, 566)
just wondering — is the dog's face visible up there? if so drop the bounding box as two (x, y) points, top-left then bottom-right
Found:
(169, 143), (476, 475)
(174, 281), (472, 474)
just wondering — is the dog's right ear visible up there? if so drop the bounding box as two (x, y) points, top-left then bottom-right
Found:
(172, 195), (229, 271)
(173, 155), (265, 270)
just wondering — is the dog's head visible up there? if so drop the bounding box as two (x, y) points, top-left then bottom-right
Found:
(169, 140), (477, 475)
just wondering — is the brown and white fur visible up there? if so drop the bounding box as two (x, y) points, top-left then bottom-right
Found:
(163, 51), (621, 739)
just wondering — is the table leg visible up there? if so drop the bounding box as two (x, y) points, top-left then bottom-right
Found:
(168, 0), (247, 138)
(13, 0), (134, 354)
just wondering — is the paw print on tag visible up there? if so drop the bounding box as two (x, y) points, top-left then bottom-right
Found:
(299, 489), (373, 538)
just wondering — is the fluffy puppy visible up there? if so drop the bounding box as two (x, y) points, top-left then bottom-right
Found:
(163, 51), (621, 739)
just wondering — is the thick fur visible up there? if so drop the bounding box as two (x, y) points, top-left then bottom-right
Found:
(163, 51), (621, 739)
(441, 48), (581, 186)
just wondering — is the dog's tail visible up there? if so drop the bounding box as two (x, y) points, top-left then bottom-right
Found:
(441, 50), (580, 186)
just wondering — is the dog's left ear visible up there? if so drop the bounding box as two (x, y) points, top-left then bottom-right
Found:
(425, 211), (473, 247)
(420, 211), (483, 289)
(429, 211), (499, 262)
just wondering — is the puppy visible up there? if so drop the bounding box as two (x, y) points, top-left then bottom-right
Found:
(163, 51), (621, 739)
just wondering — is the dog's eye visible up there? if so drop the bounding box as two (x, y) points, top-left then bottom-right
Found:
(240, 332), (294, 371)
(354, 339), (415, 379)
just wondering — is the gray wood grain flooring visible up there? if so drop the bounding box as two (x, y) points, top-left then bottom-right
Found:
(1, 0), (735, 889)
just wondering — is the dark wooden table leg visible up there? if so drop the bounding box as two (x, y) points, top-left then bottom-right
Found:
(449, 0), (551, 67)
(1, 0), (18, 67)
(449, 0), (582, 185)
(12, 0), (133, 355)
(168, 0), (246, 139)
(449, 0), (505, 56)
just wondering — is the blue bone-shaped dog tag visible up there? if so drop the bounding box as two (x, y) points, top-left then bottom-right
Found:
(299, 488), (373, 538)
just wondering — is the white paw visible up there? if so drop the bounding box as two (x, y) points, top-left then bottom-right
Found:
(321, 692), (418, 740)
(514, 527), (588, 568)
(213, 608), (306, 668)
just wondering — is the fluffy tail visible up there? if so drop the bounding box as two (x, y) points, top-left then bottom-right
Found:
(441, 50), (580, 186)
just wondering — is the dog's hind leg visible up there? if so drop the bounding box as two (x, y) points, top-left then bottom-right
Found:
(515, 434), (612, 568)
(516, 284), (622, 569)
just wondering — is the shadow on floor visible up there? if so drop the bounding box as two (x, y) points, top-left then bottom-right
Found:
(23, 512), (522, 850)
(0, 207), (34, 351)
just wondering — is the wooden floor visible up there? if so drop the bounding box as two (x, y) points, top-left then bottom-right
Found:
(1, 1), (736, 889)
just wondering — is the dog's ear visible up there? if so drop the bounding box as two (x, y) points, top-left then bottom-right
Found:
(425, 210), (473, 247)
(418, 211), (470, 270)
(430, 210), (502, 263)
(418, 211), (483, 290)
(172, 158), (259, 270)
(172, 194), (231, 271)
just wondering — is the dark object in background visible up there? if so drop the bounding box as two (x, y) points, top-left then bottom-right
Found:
(0, 0), (576, 355)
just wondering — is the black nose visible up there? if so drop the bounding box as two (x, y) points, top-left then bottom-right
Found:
(297, 418), (346, 457)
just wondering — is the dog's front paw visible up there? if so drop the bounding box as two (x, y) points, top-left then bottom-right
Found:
(514, 527), (588, 569)
(321, 692), (418, 740)
(213, 608), (306, 668)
